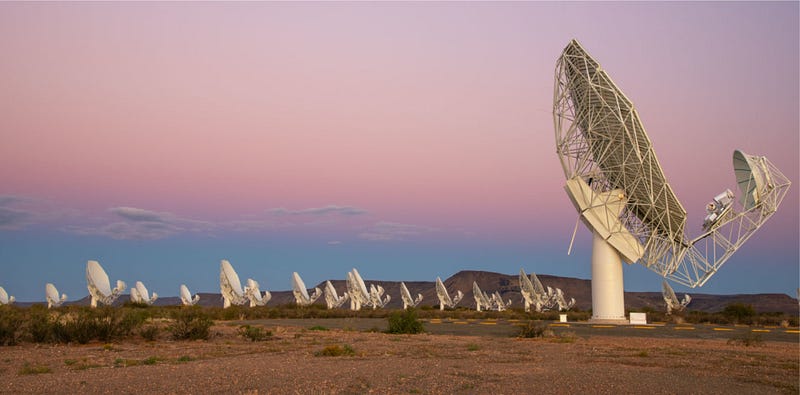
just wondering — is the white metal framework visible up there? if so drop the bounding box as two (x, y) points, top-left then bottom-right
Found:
(45, 283), (67, 308)
(86, 260), (126, 308)
(554, 40), (791, 316)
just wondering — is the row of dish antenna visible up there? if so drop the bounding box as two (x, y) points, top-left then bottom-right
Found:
(2, 260), (575, 312)
(5, 259), (688, 314)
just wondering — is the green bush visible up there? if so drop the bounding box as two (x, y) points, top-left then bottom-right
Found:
(238, 324), (272, 342)
(722, 303), (756, 324)
(26, 305), (54, 343)
(139, 325), (159, 341)
(169, 308), (213, 340)
(0, 306), (24, 346)
(517, 321), (552, 338)
(386, 308), (425, 334)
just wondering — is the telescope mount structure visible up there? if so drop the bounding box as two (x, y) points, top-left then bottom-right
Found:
(553, 39), (791, 322)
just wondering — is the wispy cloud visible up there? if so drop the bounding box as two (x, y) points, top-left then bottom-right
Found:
(66, 206), (214, 240)
(0, 195), (73, 230)
(358, 221), (438, 241)
(0, 207), (32, 230)
(268, 205), (368, 216)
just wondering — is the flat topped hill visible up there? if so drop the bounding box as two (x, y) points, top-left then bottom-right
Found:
(58, 270), (799, 314)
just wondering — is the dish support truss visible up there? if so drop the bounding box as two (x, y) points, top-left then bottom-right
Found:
(554, 39), (791, 288)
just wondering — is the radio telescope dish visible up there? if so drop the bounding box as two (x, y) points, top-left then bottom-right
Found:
(292, 272), (321, 306)
(472, 282), (491, 312)
(490, 291), (512, 312)
(0, 286), (14, 305)
(554, 39), (791, 322)
(399, 282), (423, 309)
(180, 284), (200, 306)
(553, 287), (575, 311)
(434, 277), (463, 311)
(346, 269), (369, 310)
(519, 269), (554, 312)
(323, 280), (348, 309)
(45, 283), (67, 308)
(244, 278), (272, 307)
(369, 284), (390, 309)
(131, 281), (157, 305)
(661, 280), (690, 314)
(86, 260), (126, 308)
(219, 260), (247, 308)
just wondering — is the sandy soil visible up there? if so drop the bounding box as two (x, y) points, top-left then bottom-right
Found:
(1, 323), (797, 394)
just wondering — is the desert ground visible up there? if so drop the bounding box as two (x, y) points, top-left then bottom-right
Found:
(1, 320), (797, 394)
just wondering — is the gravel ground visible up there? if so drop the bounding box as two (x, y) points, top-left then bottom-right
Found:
(1, 323), (797, 394)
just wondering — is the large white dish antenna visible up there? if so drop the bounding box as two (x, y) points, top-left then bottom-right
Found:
(434, 277), (463, 311)
(45, 283), (67, 308)
(661, 280), (690, 314)
(472, 282), (491, 312)
(554, 39), (791, 321)
(0, 286), (14, 305)
(180, 284), (200, 306)
(368, 283), (390, 309)
(132, 281), (157, 305)
(519, 269), (555, 313)
(323, 280), (348, 309)
(86, 260), (126, 308)
(292, 272), (321, 306)
(219, 260), (247, 308)
(399, 282), (422, 310)
(351, 268), (370, 300)
(346, 270), (368, 311)
(245, 278), (272, 307)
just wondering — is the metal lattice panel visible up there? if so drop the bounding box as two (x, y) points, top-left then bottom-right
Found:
(553, 39), (791, 287)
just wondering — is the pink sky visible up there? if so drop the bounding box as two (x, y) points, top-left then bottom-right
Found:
(0, 3), (797, 300)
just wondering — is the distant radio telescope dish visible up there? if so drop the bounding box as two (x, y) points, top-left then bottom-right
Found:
(219, 260), (247, 308)
(345, 268), (385, 311)
(131, 281), (158, 305)
(490, 291), (512, 311)
(399, 282), (423, 310)
(554, 39), (791, 322)
(472, 281), (491, 312)
(368, 283), (390, 309)
(662, 280), (691, 314)
(45, 283), (67, 308)
(245, 278), (272, 307)
(292, 272), (321, 306)
(180, 284), (200, 306)
(346, 269), (369, 311)
(519, 269), (554, 313)
(0, 286), (14, 305)
(323, 280), (348, 309)
(86, 260), (126, 308)
(434, 277), (463, 311)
